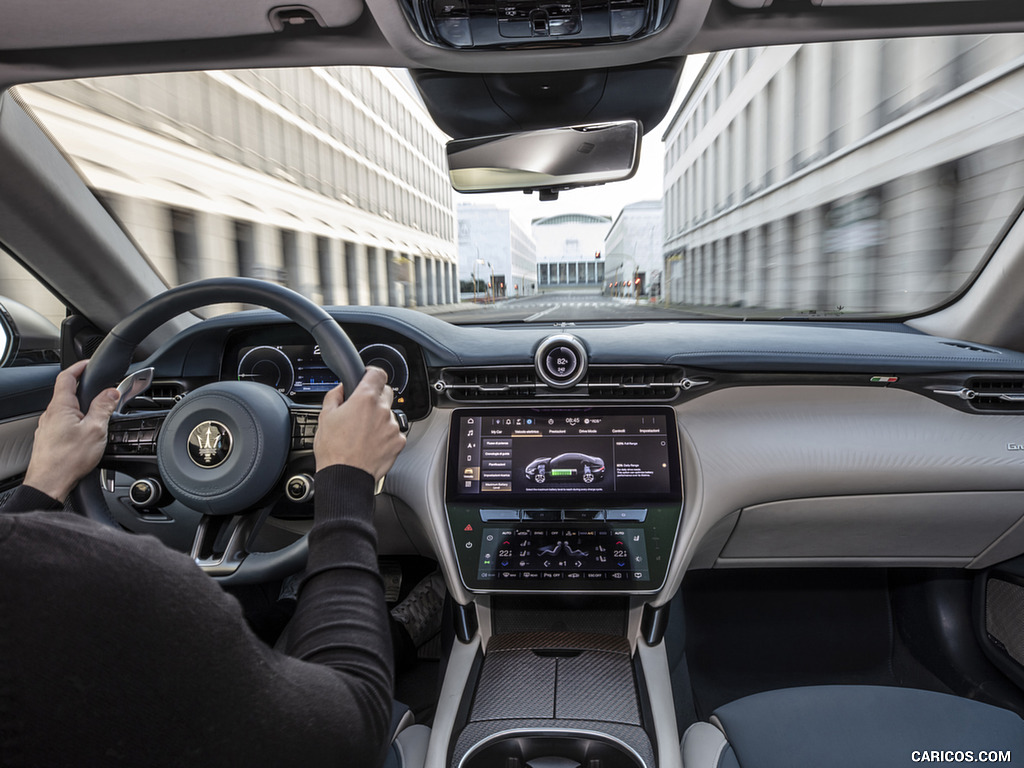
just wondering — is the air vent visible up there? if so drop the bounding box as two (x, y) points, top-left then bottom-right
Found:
(941, 341), (998, 354)
(435, 367), (538, 401)
(435, 365), (709, 402)
(965, 377), (1024, 412)
(586, 367), (695, 399)
(146, 380), (186, 406)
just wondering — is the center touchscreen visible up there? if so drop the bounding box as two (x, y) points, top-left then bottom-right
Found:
(449, 410), (676, 503)
(445, 407), (683, 592)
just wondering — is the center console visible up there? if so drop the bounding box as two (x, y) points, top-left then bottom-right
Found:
(438, 407), (684, 767)
(444, 406), (684, 593)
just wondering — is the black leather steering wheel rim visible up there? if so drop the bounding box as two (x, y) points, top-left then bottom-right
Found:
(72, 277), (365, 582)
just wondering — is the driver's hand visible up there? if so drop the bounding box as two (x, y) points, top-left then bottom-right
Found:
(23, 359), (120, 503)
(314, 366), (406, 481)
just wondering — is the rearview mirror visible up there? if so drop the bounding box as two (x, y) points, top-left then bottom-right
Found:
(447, 121), (641, 200)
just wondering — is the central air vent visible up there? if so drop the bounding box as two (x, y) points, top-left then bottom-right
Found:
(435, 364), (706, 401)
(964, 377), (1024, 412)
(535, 334), (588, 389)
(434, 367), (538, 401)
(586, 367), (693, 399)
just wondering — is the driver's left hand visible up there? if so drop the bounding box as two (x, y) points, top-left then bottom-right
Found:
(23, 359), (120, 503)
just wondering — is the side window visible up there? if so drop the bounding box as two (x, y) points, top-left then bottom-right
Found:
(0, 252), (64, 366)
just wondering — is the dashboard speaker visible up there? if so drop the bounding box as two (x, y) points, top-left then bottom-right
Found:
(985, 577), (1024, 668)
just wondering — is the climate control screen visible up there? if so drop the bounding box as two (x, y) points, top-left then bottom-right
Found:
(478, 525), (650, 583)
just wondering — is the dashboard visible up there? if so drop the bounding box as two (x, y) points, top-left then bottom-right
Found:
(118, 305), (1024, 604)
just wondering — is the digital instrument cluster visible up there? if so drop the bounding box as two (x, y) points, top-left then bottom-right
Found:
(236, 342), (410, 396)
(224, 326), (430, 419)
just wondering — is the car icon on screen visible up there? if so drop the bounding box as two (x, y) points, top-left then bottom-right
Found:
(525, 453), (606, 484)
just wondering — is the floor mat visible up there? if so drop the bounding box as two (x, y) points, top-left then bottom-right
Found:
(681, 569), (948, 720)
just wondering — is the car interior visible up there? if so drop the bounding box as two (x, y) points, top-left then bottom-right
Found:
(2, 0), (1024, 766)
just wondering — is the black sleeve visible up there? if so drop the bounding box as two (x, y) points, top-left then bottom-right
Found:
(283, 463), (396, 764)
(1, 484), (63, 513)
(2, 467), (396, 768)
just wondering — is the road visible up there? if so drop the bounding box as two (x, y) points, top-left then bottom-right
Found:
(430, 292), (709, 323)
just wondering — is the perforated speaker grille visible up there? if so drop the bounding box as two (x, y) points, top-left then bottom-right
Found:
(986, 578), (1024, 667)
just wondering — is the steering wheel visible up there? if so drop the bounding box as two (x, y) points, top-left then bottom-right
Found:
(73, 277), (365, 585)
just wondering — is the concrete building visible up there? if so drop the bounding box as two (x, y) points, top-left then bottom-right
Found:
(662, 35), (1024, 314)
(457, 203), (537, 299)
(604, 200), (664, 298)
(533, 213), (611, 293)
(9, 66), (457, 325)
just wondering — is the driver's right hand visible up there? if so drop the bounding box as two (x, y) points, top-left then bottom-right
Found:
(313, 366), (406, 481)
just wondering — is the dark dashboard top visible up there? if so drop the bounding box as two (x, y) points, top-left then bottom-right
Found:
(146, 306), (1024, 377)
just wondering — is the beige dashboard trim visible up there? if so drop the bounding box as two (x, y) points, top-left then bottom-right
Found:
(653, 385), (1024, 605)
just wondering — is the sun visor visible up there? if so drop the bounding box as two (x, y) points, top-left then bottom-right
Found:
(0, 0), (363, 50)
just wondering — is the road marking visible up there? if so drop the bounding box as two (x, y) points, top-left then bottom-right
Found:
(524, 305), (559, 321)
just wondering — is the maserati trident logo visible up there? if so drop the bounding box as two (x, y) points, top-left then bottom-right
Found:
(187, 421), (232, 468)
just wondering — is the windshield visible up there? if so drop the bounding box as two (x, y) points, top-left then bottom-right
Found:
(12, 33), (1024, 326)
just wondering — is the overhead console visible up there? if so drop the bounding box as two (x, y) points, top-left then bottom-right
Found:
(402, 0), (677, 49)
(444, 406), (683, 593)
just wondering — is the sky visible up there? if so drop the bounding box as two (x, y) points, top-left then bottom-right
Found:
(453, 54), (708, 230)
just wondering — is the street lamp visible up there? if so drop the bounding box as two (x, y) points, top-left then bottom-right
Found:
(472, 258), (493, 302)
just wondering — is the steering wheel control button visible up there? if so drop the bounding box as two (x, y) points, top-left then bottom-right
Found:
(107, 416), (163, 456)
(128, 478), (162, 509)
(291, 410), (319, 449)
(535, 334), (588, 388)
(187, 420), (233, 468)
(285, 474), (314, 503)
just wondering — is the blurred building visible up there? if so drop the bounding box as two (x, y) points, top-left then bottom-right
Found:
(13, 67), (457, 320)
(604, 200), (664, 298)
(532, 213), (611, 294)
(457, 203), (537, 299)
(663, 35), (1024, 314)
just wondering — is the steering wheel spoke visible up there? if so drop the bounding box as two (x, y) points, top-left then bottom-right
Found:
(190, 513), (259, 577)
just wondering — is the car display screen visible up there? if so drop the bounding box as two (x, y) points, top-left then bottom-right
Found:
(446, 407), (681, 504)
